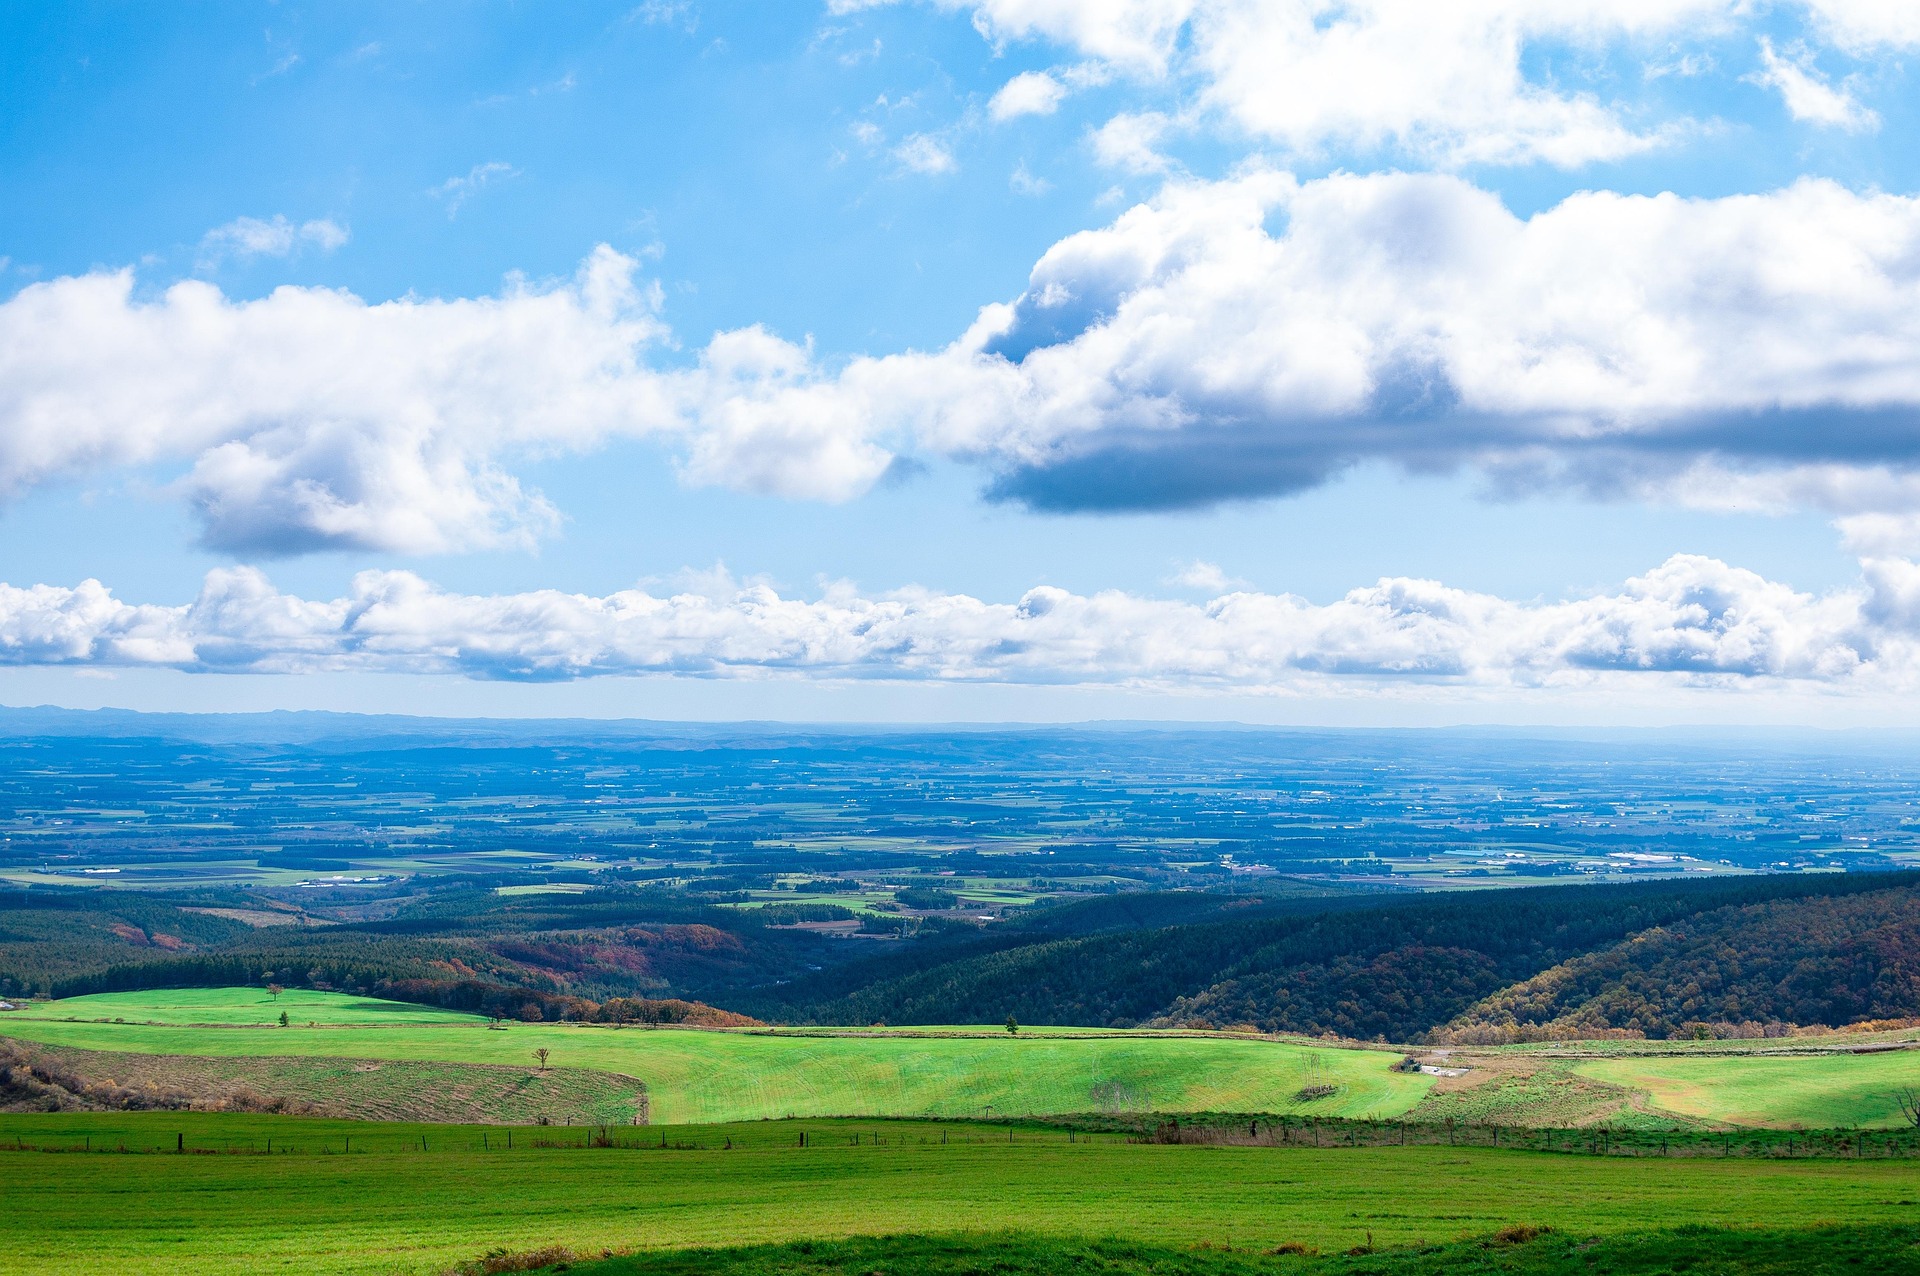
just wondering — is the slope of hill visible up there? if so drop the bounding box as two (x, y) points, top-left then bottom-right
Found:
(1437, 884), (1920, 1041)
(760, 874), (1920, 1040)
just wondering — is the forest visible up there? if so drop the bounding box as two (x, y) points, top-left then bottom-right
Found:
(7, 870), (1915, 1042)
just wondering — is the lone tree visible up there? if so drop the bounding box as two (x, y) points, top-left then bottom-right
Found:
(1897, 1086), (1920, 1129)
(1005, 1014), (1018, 1036)
(278, 1011), (289, 1027)
(536, 1047), (551, 1071)
(267, 983), (283, 1002)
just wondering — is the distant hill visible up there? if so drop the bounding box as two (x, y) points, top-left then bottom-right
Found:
(742, 873), (1920, 1041)
(8, 874), (1916, 1043)
(1436, 884), (1920, 1041)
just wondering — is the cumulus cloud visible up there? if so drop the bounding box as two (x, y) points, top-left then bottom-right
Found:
(858, 0), (1914, 167)
(15, 171), (1920, 552)
(0, 250), (708, 554)
(1747, 37), (1879, 130)
(843, 169), (1920, 517)
(16, 171), (1920, 551)
(1090, 111), (1176, 173)
(0, 243), (918, 554)
(199, 215), (349, 266)
(989, 70), (1068, 120)
(0, 554), (1909, 690)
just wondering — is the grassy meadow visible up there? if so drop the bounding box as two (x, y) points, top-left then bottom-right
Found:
(16, 986), (486, 1026)
(9, 989), (1917, 1129)
(1572, 1052), (1920, 1129)
(4, 990), (1430, 1124)
(3, 1112), (1917, 1276)
(561, 1228), (1920, 1276)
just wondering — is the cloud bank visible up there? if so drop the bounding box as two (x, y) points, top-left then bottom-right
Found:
(1, 554), (1913, 691)
(10, 171), (1920, 553)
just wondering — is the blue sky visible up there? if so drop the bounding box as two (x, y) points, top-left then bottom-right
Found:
(3, 1), (1920, 722)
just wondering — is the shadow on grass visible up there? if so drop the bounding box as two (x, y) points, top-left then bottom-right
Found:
(449, 1224), (1920, 1276)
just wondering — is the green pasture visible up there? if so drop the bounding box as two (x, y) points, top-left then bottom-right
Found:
(2, 1112), (1915, 1276)
(570, 1228), (1920, 1276)
(15, 986), (484, 1026)
(1574, 1052), (1920, 1129)
(5, 990), (1429, 1124)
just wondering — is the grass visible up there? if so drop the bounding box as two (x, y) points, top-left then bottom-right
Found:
(14, 991), (1915, 1130)
(5, 1038), (646, 1123)
(549, 1227), (1920, 1276)
(5, 990), (1432, 1124)
(1572, 1053), (1920, 1129)
(1407, 1061), (1637, 1129)
(15, 987), (484, 1026)
(2, 1113), (1917, 1275)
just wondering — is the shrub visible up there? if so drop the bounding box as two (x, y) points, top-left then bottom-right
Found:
(446, 1245), (575, 1275)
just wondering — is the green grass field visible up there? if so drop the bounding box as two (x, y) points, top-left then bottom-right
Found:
(4, 990), (1430, 1124)
(2, 1112), (1916, 1275)
(1573, 1053), (1920, 1129)
(11, 990), (1916, 1130)
(560, 1228), (1920, 1276)
(16, 986), (484, 1026)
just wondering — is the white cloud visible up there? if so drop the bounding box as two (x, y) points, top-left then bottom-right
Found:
(1747, 37), (1879, 131)
(861, 0), (1916, 167)
(630, 0), (698, 30)
(0, 246), (898, 555)
(17, 172), (1920, 554)
(1010, 161), (1052, 196)
(0, 553), (1909, 690)
(433, 161), (518, 217)
(989, 70), (1068, 120)
(1090, 111), (1175, 173)
(832, 0), (1192, 73)
(894, 133), (958, 174)
(199, 215), (349, 266)
(819, 169), (1920, 516)
(1167, 560), (1243, 591)
(1801, 0), (1920, 53)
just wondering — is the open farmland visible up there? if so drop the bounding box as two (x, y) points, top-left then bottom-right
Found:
(3, 990), (1432, 1124)
(2, 1112), (1917, 1276)
(1571, 1051), (1920, 1129)
(11, 990), (1918, 1130)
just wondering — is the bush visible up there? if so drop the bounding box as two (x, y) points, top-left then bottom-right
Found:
(446, 1245), (576, 1275)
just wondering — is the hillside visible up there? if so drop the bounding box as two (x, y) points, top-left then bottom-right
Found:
(8, 874), (1918, 1045)
(0, 988), (1428, 1124)
(751, 874), (1920, 1041)
(1437, 884), (1920, 1041)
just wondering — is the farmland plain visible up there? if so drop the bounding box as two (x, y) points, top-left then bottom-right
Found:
(3, 1112), (1917, 1276)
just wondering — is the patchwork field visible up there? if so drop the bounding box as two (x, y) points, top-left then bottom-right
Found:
(3, 990), (1430, 1124)
(10, 990), (1918, 1130)
(3, 1112), (1916, 1276)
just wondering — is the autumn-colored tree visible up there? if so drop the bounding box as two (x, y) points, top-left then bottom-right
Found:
(535, 1047), (550, 1071)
